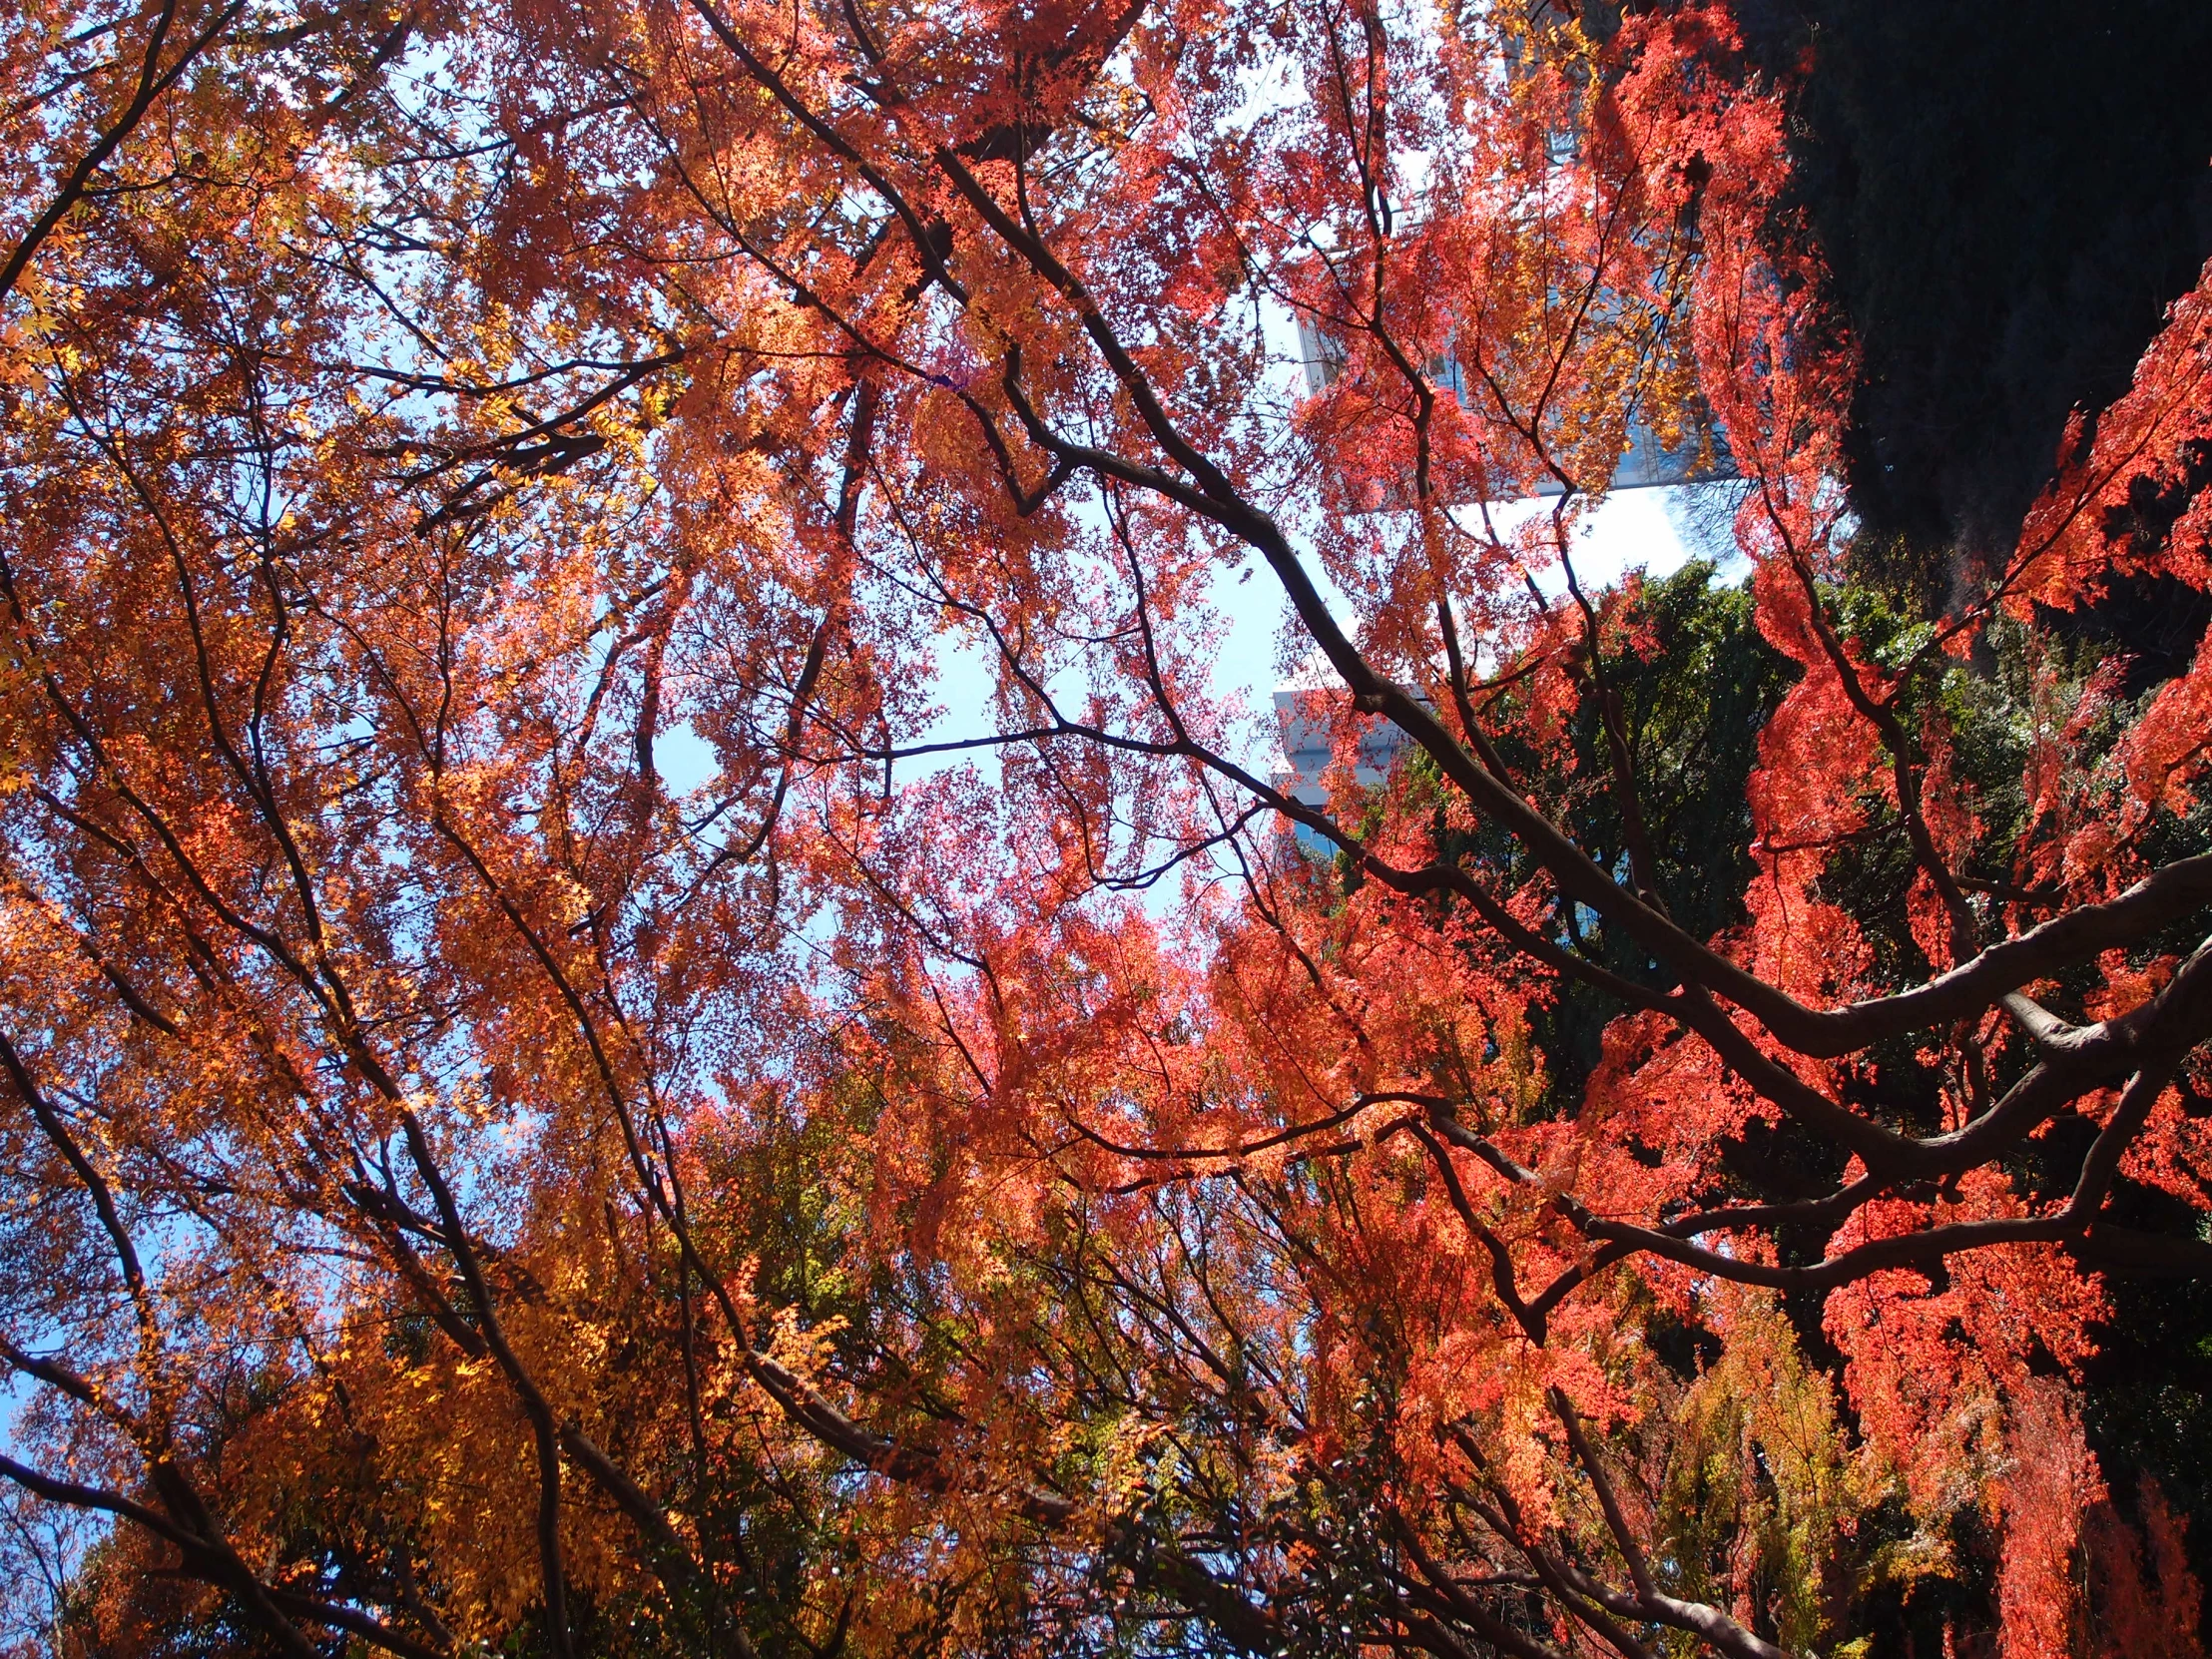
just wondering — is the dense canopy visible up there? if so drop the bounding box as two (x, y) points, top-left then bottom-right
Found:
(1, 0), (2209, 1654)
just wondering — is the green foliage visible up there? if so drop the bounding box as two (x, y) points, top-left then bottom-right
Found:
(1422, 559), (1801, 1112)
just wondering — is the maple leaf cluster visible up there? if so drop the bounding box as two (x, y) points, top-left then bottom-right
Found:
(0, 0), (2207, 1655)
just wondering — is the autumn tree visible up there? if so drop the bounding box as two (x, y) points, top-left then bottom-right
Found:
(1, 0), (2209, 1655)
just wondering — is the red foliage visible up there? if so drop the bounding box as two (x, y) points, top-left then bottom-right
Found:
(0, 0), (2207, 1653)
